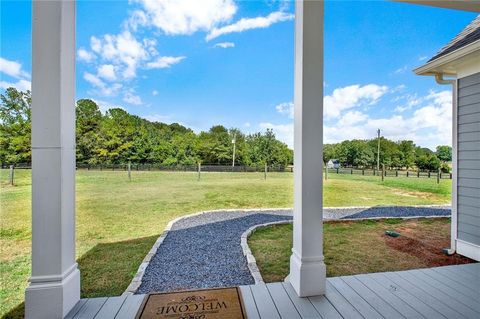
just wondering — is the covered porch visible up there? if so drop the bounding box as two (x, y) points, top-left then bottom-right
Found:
(27, 0), (480, 318)
(67, 264), (480, 318)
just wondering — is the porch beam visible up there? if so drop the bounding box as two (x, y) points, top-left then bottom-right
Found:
(289, 0), (326, 297)
(25, 1), (80, 318)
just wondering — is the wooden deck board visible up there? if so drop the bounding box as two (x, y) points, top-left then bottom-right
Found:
(67, 263), (480, 319)
(250, 284), (281, 319)
(407, 269), (480, 313)
(354, 273), (425, 319)
(94, 295), (127, 319)
(385, 271), (466, 319)
(239, 285), (261, 319)
(340, 276), (404, 319)
(368, 272), (444, 319)
(266, 283), (302, 319)
(329, 277), (383, 319)
(282, 282), (323, 319)
(432, 266), (479, 291)
(397, 270), (480, 318)
(72, 297), (107, 319)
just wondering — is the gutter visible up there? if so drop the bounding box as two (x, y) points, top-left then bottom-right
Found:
(435, 74), (458, 256)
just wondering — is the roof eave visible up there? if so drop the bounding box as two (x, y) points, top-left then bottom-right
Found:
(414, 39), (480, 76)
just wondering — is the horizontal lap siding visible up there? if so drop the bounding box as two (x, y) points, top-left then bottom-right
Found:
(458, 73), (480, 246)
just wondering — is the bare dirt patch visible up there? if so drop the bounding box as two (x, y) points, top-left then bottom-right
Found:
(384, 229), (473, 267)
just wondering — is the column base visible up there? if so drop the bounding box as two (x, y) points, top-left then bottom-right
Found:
(25, 266), (80, 319)
(288, 251), (326, 297)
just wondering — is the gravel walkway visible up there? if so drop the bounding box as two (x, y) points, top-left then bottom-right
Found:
(136, 206), (450, 294)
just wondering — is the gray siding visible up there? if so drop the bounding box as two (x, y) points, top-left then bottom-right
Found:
(457, 73), (480, 245)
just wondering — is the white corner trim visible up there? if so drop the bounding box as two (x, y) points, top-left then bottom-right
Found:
(456, 239), (480, 261)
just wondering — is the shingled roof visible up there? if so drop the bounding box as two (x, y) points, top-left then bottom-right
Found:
(428, 15), (480, 62)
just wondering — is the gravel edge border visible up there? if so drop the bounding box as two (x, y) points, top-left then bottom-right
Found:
(240, 220), (293, 284)
(240, 214), (452, 284)
(123, 208), (292, 294)
(124, 205), (451, 294)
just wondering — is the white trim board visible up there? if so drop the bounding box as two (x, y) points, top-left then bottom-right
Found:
(457, 239), (480, 261)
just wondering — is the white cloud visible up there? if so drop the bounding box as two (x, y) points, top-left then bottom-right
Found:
(324, 90), (453, 149)
(92, 99), (123, 114)
(275, 102), (294, 119)
(206, 11), (294, 41)
(133, 0), (237, 35)
(83, 72), (122, 96)
(146, 56), (185, 69)
(77, 48), (95, 63)
(97, 64), (117, 81)
(90, 30), (151, 79)
(244, 122), (251, 128)
(213, 42), (235, 49)
(419, 56), (428, 61)
(152, 90), (159, 96)
(264, 88), (452, 150)
(0, 57), (29, 79)
(0, 79), (31, 91)
(259, 122), (294, 148)
(393, 65), (408, 74)
(144, 113), (172, 123)
(123, 91), (143, 105)
(324, 84), (389, 118)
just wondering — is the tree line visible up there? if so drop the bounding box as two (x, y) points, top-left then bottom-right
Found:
(0, 87), (452, 171)
(0, 88), (293, 167)
(324, 139), (452, 172)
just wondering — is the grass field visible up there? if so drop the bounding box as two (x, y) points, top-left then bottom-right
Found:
(0, 169), (451, 318)
(248, 218), (472, 283)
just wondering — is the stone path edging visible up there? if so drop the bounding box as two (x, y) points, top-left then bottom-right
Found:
(124, 208), (291, 294)
(240, 220), (294, 284)
(125, 205), (451, 294)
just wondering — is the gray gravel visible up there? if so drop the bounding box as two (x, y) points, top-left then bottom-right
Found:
(137, 210), (292, 294)
(136, 205), (450, 294)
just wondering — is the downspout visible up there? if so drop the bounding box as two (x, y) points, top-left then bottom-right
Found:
(435, 74), (458, 255)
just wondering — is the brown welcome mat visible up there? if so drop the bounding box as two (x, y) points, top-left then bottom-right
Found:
(135, 287), (246, 319)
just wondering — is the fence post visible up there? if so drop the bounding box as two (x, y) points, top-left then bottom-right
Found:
(362, 169), (364, 176)
(381, 164), (385, 182)
(264, 163), (267, 180)
(417, 170), (420, 178)
(373, 169), (376, 176)
(396, 170), (398, 177)
(428, 171), (431, 178)
(128, 162), (131, 181)
(336, 168), (339, 174)
(9, 165), (14, 185)
(437, 168), (440, 184)
(450, 173), (452, 179)
(351, 169), (353, 174)
(198, 162), (201, 181)
(325, 163), (328, 180)
(407, 171), (409, 177)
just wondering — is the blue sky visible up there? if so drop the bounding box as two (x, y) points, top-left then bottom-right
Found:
(1, 0), (478, 149)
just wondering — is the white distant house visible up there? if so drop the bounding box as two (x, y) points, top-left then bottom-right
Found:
(415, 14), (480, 262)
(326, 159), (341, 169)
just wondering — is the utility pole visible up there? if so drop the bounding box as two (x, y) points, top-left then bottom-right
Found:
(376, 129), (381, 172)
(232, 132), (236, 167)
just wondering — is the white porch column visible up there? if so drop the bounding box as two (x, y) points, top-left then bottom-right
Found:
(288, 0), (326, 297)
(25, 1), (80, 318)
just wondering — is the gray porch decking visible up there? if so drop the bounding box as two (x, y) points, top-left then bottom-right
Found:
(66, 263), (480, 319)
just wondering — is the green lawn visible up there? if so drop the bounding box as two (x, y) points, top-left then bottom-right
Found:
(248, 218), (471, 283)
(0, 169), (451, 318)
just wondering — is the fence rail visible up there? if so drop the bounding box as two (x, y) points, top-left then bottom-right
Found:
(2, 163), (452, 179)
